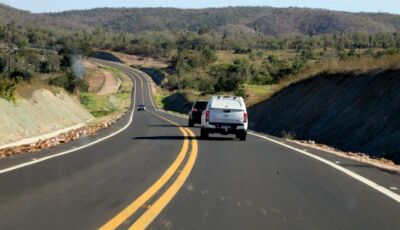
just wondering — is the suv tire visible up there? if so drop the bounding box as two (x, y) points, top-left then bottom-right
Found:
(236, 131), (247, 141)
(201, 128), (209, 139)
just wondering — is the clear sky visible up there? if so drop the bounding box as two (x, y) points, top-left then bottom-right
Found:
(1, 0), (400, 14)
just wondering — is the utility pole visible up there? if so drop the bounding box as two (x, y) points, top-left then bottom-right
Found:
(7, 23), (11, 77)
(7, 22), (15, 77)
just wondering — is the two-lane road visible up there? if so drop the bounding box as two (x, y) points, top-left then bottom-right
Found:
(0, 60), (399, 229)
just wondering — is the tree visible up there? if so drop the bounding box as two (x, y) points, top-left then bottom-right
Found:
(0, 74), (18, 101)
(16, 36), (29, 50)
(48, 72), (88, 93)
(267, 55), (279, 64)
(60, 54), (73, 70)
(211, 59), (250, 92)
(201, 48), (217, 67)
(0, 56), (5, 73)
(39, 61), (51, 73)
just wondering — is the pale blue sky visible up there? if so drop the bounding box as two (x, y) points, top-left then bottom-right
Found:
(1, 0), (400, 14)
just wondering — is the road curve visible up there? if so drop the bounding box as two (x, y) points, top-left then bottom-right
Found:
(0, 60), (399, 230)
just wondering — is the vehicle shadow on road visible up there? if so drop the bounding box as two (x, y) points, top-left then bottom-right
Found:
(132, 136), (189, 140)
(148, 124), (197, 128)
(199, 137), (235, 141)
(132, 135), (234, 141)
(148, 124), (177, 127)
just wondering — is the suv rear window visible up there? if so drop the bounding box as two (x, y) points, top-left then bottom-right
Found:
(194, 101), (207, 110)
(211, 99), (242, 110)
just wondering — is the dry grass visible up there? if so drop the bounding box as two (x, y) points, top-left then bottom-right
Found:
(256, 54), (400, 104)
(16, 77), (63, 99)
(244, 84), (280, 107)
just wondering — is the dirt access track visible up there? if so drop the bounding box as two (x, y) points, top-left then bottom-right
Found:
(84, 60), (121, 95)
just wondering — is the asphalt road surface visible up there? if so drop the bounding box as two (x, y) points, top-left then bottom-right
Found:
(0, 60), (399, 230)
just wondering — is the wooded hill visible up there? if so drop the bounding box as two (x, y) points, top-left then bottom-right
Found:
(0, 4), (89, 31)
(48, 7), (400, 36)
(1, 4), (400, 36)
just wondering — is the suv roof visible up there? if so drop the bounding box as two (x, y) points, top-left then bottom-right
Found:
(210, 96), (245, 110)
(212, 95), (242, 99)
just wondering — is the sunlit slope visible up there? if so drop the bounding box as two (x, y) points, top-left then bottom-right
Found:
(0, 89), (92, 145)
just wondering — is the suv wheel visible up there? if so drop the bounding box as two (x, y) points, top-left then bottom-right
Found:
(188, 119), (194, 127)
(236, 131), (247, 141)
(200, 128), (209, 139)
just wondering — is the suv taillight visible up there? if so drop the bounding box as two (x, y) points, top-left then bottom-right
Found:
(192, 108), (198, 112)
(205, 110), (210, 122)
(243, 112), (247, 123)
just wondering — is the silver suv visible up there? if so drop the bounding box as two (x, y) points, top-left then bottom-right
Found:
(200, 96), (248, 141)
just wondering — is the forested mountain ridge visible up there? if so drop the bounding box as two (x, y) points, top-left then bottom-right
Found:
(46, 6), (400, 36)
(1, 4), (400, 36)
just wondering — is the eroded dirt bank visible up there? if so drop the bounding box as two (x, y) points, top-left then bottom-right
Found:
(248, 70), (400, 164)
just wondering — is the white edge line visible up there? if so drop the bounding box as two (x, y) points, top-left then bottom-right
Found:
(136, 67), (400, 204)
(0, 62), (138, 175)
(248, 132), (400, 203)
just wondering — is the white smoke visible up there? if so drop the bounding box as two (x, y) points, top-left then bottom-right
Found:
(71, 55), (86, 78)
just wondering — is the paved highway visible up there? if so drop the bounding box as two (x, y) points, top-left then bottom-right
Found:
(0, 60), (399, 229)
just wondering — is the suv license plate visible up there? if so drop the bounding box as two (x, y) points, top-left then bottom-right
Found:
(221, 125), (230, 129)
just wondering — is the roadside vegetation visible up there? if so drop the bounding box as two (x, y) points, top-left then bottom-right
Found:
(145, 33), (400, 111)
(0, 22), (92, 102)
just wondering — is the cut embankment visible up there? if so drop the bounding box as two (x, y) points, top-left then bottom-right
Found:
(248, 70), (400, 164)
(0, 89), (93, 146)
(0, 60), (133, 158)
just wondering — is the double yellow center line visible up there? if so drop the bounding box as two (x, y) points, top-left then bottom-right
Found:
(100, 112), (198, 230)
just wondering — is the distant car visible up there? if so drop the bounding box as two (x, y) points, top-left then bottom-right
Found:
(188, 100), (208, 127)
(201, 96), (248, 141)
(137, 104), (146, 111)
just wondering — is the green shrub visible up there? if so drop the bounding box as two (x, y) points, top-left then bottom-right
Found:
(0, 75), (17, 101)
(39, 61), (52, 73)
(234, 87), (246, 97)
(10, 69), (32, 82)
(198, 76), (215, 94)
(0, 57), (5, 73)
(48, 72), (88, 93)
(281, 131), (296, 140)
(75, 78), (89, 92)
(267, 55), (279, 64)
(80, 94), (92, 105)
(234, 47), (252, 54)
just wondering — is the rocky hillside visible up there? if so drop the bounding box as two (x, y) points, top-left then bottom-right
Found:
(248, 70), (400, 163)
(0, 89), (93, 146)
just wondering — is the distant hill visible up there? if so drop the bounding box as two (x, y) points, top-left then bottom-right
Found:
(0, 4), (89, 30)
(1, 4), (400, 36)
(46, 7), (400, 36)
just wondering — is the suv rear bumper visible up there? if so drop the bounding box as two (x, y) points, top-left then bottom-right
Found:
(203, 122), (247, 134)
